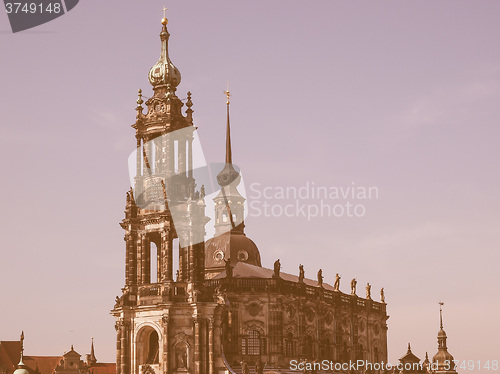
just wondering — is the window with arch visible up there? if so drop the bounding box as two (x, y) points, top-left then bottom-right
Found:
(242, 330), (261, 355)
(322, 338), (333, 360)
(284, 333), (295, 357)
(374, 347), (380, 363)
(305, 335), (314, 359)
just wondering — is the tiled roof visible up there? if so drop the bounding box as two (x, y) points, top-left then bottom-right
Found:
(0, 341), (22, 372)
(23, 356), (61, 374)
(89, 363), (116, 374)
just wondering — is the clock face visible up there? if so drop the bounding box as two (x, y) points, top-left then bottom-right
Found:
(248, 302), (261, 317)
(214, 250), (224, 262)
(238, 250), (249, 261)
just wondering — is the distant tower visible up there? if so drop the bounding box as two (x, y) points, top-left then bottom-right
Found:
(204, 90), (261, 279)
(432, 303), (458, 373)
(111, 13), (222, 374)
(86, 338), (97, 366)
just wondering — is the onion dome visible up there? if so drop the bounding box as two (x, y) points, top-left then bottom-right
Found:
(148, 17), (181, 88)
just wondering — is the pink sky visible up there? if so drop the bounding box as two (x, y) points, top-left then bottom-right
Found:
(1, 0), (499, 365)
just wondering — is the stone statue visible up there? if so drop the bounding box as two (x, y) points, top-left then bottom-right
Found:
(334, 273), (341, 291)
(273, 259), (281, 278)
(255, 360), (264, 374)
(214, 285), (227, 305)
(380, 287), (385, 303)
(241, 360), (249, 374)
(366, 283), (372, 299)
(298, 264), (304, 283)
(176, 350), (187, 369)
(224, 258), (233, 278)
(351, 278), (357, 295)
(317, 269), (323, 287)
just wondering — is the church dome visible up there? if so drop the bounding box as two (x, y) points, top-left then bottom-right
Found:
(148, 19), (181, 88)
(205, 229), (261, 270)
(13, 359), (29, 374)
(437, 328), (447, 338)
(432, 349), (454, 366)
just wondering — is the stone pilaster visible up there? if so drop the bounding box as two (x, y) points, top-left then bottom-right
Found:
(115, 321), (122, 374)
(120, 321), (129, 374)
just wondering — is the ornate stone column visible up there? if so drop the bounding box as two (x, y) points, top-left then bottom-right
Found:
(161, 231), (172, 281)
(120, 321), (129, 374)
(141, 235), (150, 284)
(137, 234), (144, 284)
(193, 317), (201, 374)
(187, 137), (193, 179)
(136, 137), (142, 177)
(208, 318), (214, 374)
(178, 138), (186, 176)
(162, 316), (170, 374)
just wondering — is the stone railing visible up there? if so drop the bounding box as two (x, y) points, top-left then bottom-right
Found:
(204, 277), (387, 315)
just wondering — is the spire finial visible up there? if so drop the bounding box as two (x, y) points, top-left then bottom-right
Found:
(439, 301), (444, 329)
(224, 82), (230, 105)
(137, 89), (143, 105)
(19, 331), (24, 362)
(407, 343), (411, 352)
(161, 6), (168, 25)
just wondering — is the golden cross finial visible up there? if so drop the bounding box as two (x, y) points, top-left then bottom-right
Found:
(224, 82), (230, 105)
(161, 6), (168, 25)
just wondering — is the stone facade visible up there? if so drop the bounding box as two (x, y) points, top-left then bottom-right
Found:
(110, 16), (388, 374)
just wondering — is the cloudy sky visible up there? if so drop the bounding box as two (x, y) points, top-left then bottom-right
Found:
(1, 0), (499, 365)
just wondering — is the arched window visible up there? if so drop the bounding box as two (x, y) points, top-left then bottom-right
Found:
(242, 330), (261, 355)
(284, 333), (294, 357)
(322, 338), (333, 360)
(145, 330), (159, 364)
(150, 241), (158, 284)
(305, 335), (314, 360)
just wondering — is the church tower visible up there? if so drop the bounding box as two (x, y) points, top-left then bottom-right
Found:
(432, 303), (458, 374)
(204, 90), (262, 279)
(111, 14), (223, 374)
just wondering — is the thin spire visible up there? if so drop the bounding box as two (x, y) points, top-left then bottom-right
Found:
(217, 86), (239, 188)
(89, 337), (97, 363)
(407, 343), (411, 352)
(224, 84), (232, 165)
(439, 301), (444, 329)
